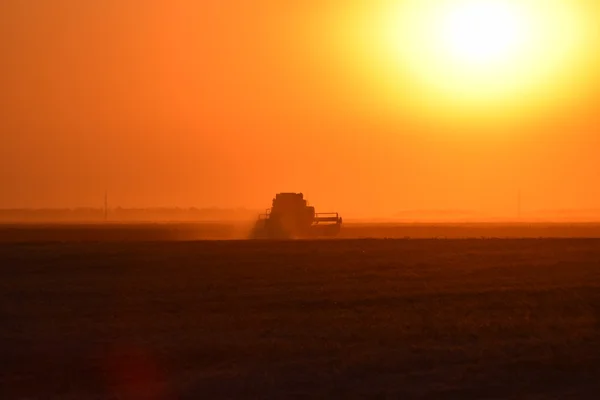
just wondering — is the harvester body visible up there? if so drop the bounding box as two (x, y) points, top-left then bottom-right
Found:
(251, 193), (342, 239)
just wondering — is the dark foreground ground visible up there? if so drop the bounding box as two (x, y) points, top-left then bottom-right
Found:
(2, 238), (600, 399)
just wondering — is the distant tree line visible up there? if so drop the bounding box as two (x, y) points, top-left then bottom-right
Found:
(0, 207), (260, 223)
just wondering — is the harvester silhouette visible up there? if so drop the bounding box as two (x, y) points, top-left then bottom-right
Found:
(251, 193), (342, 239)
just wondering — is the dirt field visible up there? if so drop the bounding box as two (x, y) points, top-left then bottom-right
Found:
(2, 222), (600, 242)
(2, 235), (600, 399)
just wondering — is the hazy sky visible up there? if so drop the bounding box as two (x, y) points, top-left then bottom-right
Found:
(1, 1), (599, 219)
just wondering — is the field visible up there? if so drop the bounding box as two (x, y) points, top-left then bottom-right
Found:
(2, 224), (600, 399)
(2, 221), (600, 242)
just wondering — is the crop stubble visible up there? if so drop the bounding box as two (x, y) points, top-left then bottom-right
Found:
(1, 238), (600, 399)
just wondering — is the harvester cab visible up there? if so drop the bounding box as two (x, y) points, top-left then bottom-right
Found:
(251, 193), (342, 239)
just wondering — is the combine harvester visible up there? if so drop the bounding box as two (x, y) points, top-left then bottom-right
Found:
(250, 193), (342, 239)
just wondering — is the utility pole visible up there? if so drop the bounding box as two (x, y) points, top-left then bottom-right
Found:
(104, 190), (108, 222)
(517, 188), (522, 221)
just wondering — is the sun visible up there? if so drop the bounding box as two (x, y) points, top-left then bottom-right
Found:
(368, 0), (594, 116)
(439, 0), (526, 68)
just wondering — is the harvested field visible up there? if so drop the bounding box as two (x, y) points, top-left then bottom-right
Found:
(2, 235), (600, 398)
(1, 222), (600, 242)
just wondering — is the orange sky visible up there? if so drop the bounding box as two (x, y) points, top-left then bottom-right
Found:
(1, 1), (599, 219)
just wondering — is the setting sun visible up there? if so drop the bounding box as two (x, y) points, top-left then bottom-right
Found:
(439, 1), (526, 68)
(366, 0), (596, 116)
